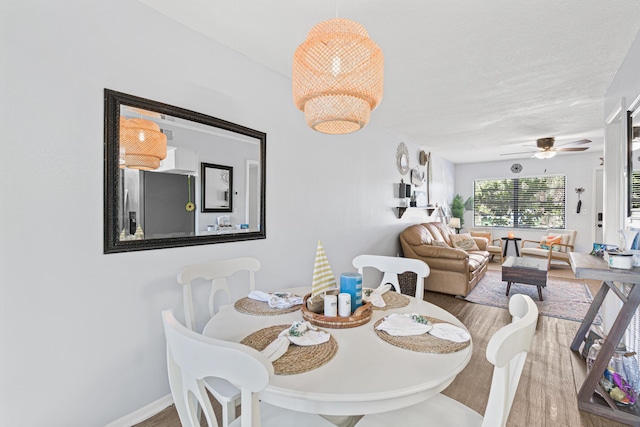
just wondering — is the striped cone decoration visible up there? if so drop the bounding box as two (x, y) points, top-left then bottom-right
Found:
(311, 240), (337, 296)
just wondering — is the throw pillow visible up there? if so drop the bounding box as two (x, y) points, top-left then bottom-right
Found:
(450, 233), (480, 251)
(549, 233), (570, 252)
(432, 240), (450, 248)
(539, 235), (562, 251)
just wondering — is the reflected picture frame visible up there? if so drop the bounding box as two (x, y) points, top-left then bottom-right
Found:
(201, 163), (233, 213)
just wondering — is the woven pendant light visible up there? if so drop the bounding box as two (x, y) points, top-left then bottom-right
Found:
(119, 117), (167, 170)
(292, 18), (384, 134)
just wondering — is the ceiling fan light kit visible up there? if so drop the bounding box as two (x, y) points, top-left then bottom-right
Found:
(533, 150), (557, 159)
(292, 18), (384, 135)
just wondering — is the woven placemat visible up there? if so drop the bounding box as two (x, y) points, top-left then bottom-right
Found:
(374, 316), (471, 354)
(234, 297), (302, 316)
(240, 324), (338, 375)
(370, 291), (410, 310)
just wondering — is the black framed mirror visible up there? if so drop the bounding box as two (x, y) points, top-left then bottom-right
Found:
(104, 89), (266, 253)
(628, 96), (640, 217)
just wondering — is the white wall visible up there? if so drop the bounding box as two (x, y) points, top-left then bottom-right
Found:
(455, 152), (604, 254)
(0, 1), (453, 426)
(602, 29), (640, 334)
(605, 27), (640, 235)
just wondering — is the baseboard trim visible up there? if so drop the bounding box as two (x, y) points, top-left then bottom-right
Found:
(105, 394), (173, 427)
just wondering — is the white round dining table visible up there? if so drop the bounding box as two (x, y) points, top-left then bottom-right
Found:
(203, 287), (472, 416)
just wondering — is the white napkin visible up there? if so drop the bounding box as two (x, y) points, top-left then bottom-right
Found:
(260, 322), (330, 362)
(280, 321), (330, 346)
(363, 284), (392, 308)
(261, 336), (290, 362)
(428, 323), (471, 343)
(375, 313), (433, 336)
(247, 290), (303, 309)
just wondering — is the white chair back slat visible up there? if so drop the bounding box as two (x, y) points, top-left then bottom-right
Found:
(356, 294), (538, 427)
(352, 255), (430, 298)
(177, 257), (261, 331)
(176, 257), (261, 427)
(162, 309), (272, 427)
(481, 294), (538, 427)
(162, 309), (335, 427)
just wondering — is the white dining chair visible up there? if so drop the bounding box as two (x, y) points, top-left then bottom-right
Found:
(352, 255), (430, 298)
(355, 294), (538, 427)
(162, 309), (336, 427)
(177, 257), (261, 427)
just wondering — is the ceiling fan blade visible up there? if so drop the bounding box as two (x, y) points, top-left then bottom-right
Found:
(555, 138), (591, 147)
(556, 147), (589, 152)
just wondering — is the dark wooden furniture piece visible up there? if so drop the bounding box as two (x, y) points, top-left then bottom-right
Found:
(501, 237), (522, 257)
(501, 256), (548, 300)
(569, 252), (640, 425)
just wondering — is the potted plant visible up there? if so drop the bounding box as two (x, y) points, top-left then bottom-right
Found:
(451, 194), (473, 228)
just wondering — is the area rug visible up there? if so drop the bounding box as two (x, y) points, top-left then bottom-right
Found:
(464, 270), (601, 323)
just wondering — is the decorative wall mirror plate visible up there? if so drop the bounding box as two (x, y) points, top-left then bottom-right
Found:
(396, 142), (410, 175)
(104, 89), (266, 253)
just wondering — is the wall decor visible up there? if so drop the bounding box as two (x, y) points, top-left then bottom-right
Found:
(419, 150), (429, 166)
(410, 167), (424, 186)
(104, 89), (266, 253)
(510, 163), (523, 173)
(396, 142), (410, 175)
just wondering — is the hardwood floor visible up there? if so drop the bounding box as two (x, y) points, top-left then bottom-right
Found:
(137, 261), (628, 427)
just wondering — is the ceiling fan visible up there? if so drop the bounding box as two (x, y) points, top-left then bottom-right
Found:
(501, 137), (591, 159)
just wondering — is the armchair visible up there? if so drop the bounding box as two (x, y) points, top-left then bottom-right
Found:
(520, 229), (577, 269)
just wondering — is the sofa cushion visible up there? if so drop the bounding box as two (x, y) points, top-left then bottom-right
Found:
(467, 252), (488, 271)
(450, 233), (480, 251)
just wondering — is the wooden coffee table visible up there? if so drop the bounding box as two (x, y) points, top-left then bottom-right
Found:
(501, 256), (548, 300)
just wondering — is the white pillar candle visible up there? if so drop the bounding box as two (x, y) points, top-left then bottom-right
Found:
(324, 294), (338, 316)
(338, 293), (351, 317)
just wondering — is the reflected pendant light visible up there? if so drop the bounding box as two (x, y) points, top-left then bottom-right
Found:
(292, 18), (384, 134)
(119, 117), (167, 170)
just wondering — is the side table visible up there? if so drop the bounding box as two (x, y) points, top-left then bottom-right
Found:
(501, 237), (522, 257)
(568, 252), (640, 425)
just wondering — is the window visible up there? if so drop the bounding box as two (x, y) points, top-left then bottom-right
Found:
(473, 175), (566, 229)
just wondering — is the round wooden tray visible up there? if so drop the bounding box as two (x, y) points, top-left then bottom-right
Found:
(301, 293), (372, 328)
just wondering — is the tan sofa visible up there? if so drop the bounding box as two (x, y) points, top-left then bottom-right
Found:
(400, 222), (490, 297)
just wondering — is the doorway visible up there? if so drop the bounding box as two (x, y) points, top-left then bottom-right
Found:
(593, 167), (604, 244)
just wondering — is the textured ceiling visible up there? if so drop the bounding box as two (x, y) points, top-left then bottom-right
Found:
(138, 0), (640, 164)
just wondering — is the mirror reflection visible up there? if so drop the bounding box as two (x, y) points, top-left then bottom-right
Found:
(105, 89), (266, 253)
(630, 104), (640, 214)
